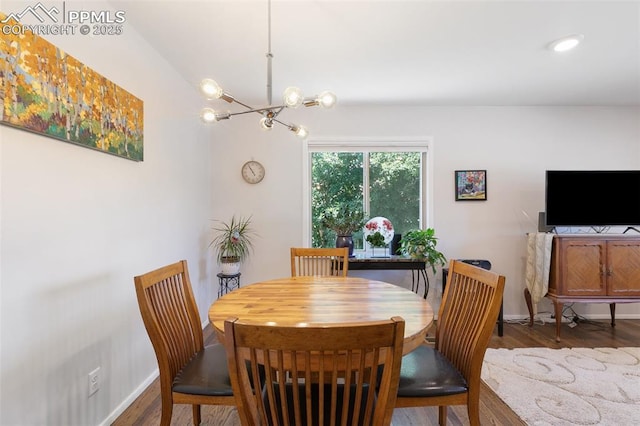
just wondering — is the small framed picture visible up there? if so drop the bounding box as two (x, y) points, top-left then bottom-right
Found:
(455, 170), (487, 201)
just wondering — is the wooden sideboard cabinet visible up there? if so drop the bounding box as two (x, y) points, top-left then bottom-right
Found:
(525, 234), (640, 341)
(526, 234), (640, 341)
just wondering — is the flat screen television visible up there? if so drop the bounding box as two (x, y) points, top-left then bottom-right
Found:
(545, 170), (640, 227)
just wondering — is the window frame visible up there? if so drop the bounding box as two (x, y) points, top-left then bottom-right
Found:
(302, 137), (434, 247)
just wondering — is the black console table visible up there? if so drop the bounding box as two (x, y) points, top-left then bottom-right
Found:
(347, 254), (429, 299)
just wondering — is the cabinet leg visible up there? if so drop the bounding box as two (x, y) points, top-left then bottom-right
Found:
(610, 303), (616, 327)
(553, 301), (563, 342)
(524, 288), (534, 327)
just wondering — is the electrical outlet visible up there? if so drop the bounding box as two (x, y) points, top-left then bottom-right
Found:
(88, 367), (100, 397)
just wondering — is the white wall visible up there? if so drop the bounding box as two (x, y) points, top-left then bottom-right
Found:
(0, 1), (216, 424)
(210, 105), (640, 320)
(1, 1), (639, 424)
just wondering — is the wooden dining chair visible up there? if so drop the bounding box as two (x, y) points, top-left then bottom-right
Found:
(394, 260), (506, 426)
(224, 316), (405, 426)
(134, 260), (234, 426)
(290, 247), (349, 277)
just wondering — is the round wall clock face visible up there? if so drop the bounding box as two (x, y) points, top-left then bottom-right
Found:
(241, 161), (265, 184)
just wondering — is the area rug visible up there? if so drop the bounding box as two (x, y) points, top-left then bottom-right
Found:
(481, 347), (640, 425)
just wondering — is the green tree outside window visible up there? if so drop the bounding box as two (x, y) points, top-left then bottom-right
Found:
(311, 151), (421, 249)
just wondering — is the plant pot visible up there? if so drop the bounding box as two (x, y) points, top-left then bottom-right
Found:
(335, 235), (355, 257)
(221, 261), (240, 275)
(370, 245), (389, 258)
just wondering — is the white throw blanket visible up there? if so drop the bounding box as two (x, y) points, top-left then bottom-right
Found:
(525, 232), (554, 304)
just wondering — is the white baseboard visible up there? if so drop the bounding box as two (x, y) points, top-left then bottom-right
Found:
(100, 321), (210, 425)
(100, 368), (159, 426)
(503, 313), (640, 321)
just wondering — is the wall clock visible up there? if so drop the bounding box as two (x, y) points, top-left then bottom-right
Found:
(241, 160), (265, 184)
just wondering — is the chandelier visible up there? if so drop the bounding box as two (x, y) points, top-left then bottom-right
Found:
(199, 0), (336, 139)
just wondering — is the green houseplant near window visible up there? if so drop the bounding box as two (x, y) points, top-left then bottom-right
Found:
(399, 228), (447, 274)
(321, 204), (367, 256)
(321, 203), (367, 236)
(210, 215), (255, 275)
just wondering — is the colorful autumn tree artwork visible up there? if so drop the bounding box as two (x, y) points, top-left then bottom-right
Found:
(0, 14), (143, 161)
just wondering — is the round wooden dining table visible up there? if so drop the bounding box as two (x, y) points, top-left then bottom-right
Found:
(208, 276), (434, 354)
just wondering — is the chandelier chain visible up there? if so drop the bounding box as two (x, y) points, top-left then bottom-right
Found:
(266, 0), (273, 105)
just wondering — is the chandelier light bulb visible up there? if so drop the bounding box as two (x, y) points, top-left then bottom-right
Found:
(200, 107), (217, 123)
(283, 87), (304, 108)
(201, 108), (230, 123)
(318, 91), (337, 109)
(293, 125), (309, 139)
(200, 78), (223, 99)
(260, 117), (274, 130)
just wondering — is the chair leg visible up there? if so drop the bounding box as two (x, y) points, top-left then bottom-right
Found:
(468, 399), (481, 426)
(192, 404), (201, 425)
(438, 406), (447, 426)
(160, 400), (173, 426)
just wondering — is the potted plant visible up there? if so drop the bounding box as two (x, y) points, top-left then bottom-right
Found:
(399, 228), (447, 274)
(366, 231), (388, 257)
(321, 203), (367, 257)
(210, 215), (256, 275)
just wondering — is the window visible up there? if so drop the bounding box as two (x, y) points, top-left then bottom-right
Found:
(302, 139), (433, 249)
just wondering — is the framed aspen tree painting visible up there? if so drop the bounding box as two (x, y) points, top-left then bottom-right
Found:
(0, 13), (143, 161)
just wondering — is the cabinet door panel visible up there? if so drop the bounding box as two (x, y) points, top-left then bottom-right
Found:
(607, 241), (640, 296)
(563, 241), (606, 295)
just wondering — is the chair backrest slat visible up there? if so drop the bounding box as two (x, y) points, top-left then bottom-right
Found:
(436, 260), (505, 383)
(291, 247), (349, 277)
(134, 260), (203, 383)
(224, 317), (405, 426)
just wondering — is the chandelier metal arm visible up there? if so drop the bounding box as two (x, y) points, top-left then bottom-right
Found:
(231, 98), (255, 110)
(272, 117), (295, 129)
(225, 105), (285, 118)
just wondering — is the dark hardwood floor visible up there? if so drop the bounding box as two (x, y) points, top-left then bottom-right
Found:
(113, 319), (639, 425)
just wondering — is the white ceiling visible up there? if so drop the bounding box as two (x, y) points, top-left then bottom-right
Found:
(112, 0), (640, 107)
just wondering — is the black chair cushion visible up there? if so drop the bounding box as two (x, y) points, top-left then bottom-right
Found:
(396, 345), (468, 397)
(172, 343), (233, 396)
(264, 383), (373, 426)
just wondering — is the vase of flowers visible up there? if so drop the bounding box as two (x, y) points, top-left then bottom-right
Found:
(210, 215), (255, 275)
(321, 204), (367, 257)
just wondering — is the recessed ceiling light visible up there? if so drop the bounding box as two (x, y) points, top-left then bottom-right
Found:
(548, 34), (584, 52)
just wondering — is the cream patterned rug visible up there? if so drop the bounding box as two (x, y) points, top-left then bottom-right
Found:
(481, 347), (640, 425)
